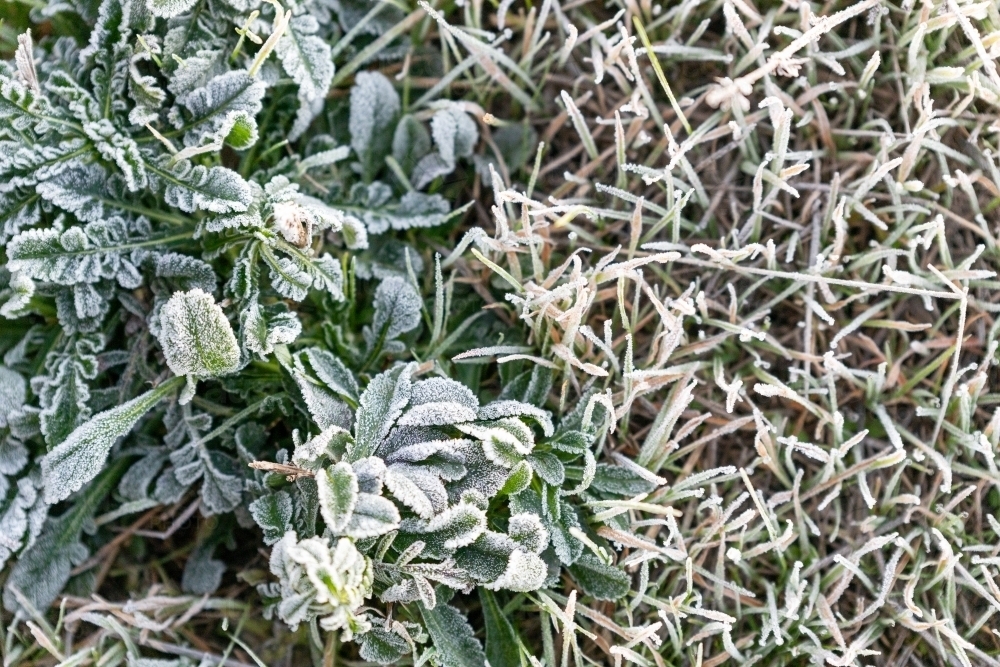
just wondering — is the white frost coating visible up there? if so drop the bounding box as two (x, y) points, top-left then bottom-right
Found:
(489, 548), (547, 592)
(477, 400), (554, 436)
(410, 377), (479, 410)
(396, 402), (478, 428)
(371, 277), (422, 341)
(156, 289), (240, 384)
(0, 366), (26, 428)
(270, 531), (373, 639)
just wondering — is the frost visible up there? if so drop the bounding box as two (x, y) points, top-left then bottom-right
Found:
(412, 105), (478, 189)
(172, 70), (265, 149)
(147, 0), (198, 19)
(0, 366), (26, 428)
(276, 14), (334, 140)
(317, 462), (359, 533)
(41, 376), (182, 503)
(155, 289), (241, 383)
(156, 159), (253, 214)
(369, 276), (422, 343)
(350, 363), (413, 461)
(265, 531), (373, 639)
(349, 71), (400, 181)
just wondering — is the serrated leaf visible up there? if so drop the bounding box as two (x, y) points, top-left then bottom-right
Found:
(154, 158), (252, 214)
(41, 376), (184, 504)
(419, 601), (486, 667)
(276, 14), (333, 140)
(499, 460), (532, 496)
(317, 461), (358, 533)
(172, 70), (265, 149)
(156, 289), (240, 380)
(568, 553), (631, 600)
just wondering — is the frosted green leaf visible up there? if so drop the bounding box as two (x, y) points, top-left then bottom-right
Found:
(568, 553), (631, 600)
(349, 71), (399, 181)
(477, 401), (554, 437)
(410, 378), (478, 410)
(301, 348), (359, 403)
(402, 502), (486, 557)
(480, 589), (521, 667)
(343, 492), (400, 539)
(507, 513), (548, 553)
(276, 14), (333, 140)
(147, 0), (197, 19)
(527, 452), (564, 486)
(0, 366), (26, 429)
(371, 276), (422, 342)
(350, 363), (413, 461)
(419, 602), (486, 667)
(155, 158), (253, 214)
(498, 460), (532, 496)
(411, 106), (477, 189)
(384, 467), (435, 519)
(392, 114), (431, 173)
(317, 462), (358, 533)
(249, 491), (293, 545)
(40, 376), (183, 504)
(182, 542), (224, 594)
(172, 70), (265, 149)
(156, 289), (240, 381)
(358, 627), (409, 664)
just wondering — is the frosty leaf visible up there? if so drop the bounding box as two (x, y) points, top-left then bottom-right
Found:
(419, 602), (486, 667)
(35, 161), (117, 224)
(7, 220), (145, 288)
(343, 492), (400, 539)
(82, 119), (147, 191)
(490, 548), (547, 592)
(591, 463), (659, 496)
(499, 460), (532, 496)
(172, 70), (265, 149)
(264, 253), (312, 301)
(350, 363), (413, 461)
(155, 253), (217, 293)
(41, 375), (183, 504)
(182, 542), (224, 594)
(292, 425), (354, 469)
(477, 401), (554, 437)
(147, 0), (197, 19)
(154, 158), (253, 214)
(156, 289), (240, 381)
(360, 190), (453, 235)
(317, 462), (358, 533)
(276, 15), (333, 140)
(349, 71), (400, 181)
(402, 502), (486, 558)
(527, 452), (564, 486)
(300, 348), (359, 404)
(411, 106), (477, 189)
(397, 402), (477, 428)
(410, 377), (478, 410)
(0, 365), (26, 429)
(4, 458), (125, 612)
(384, 467), (435, 520)
(245, 307), (302, 356)
(507, 513), (548, 554)
(392, 114), (431, 173)
(0, 187), (41, 244)
(370, 276), (422, 343)
(250, 491), (294, 545)
(358, 627), (409, 665)
(568, 554), (631, 600)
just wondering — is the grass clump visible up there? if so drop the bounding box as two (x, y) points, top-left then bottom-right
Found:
(2, 0), (1000, 665)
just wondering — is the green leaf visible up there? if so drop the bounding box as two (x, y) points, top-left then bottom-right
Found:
(591, 463), (658, 496)
(350, 71), (400, 181)
(480, 589), (522, 667)
(568, 553), (631, 601)
(343, 492), (400, 539)
(317, 461), (358, 533)
(350, 363), (412, 461)
(419, 601), (486, 667)
(156, 289), (241, 380)
(4, 456), (130, 613)
(249, 491), (293, 545)
(358, 627), (409, 664)
(499, 460), (532, 496)
(528, 451), (565, 486)
(41, 376), (184, 504)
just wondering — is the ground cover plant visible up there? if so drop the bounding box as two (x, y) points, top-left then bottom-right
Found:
(2, 0), (1000, 664)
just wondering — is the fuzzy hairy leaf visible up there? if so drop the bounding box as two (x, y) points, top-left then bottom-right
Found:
(41, 376), (183, 504)
(419, 601), (486, 667)
(350, 363), (412, 461)
(349, 71), (399, 181)
(156, 289), (240, 380)
(568, 553), (631, 600)
(250, 491), (294, 545)
(317, 462), (358, 533)
(154, 158), (252, 214)
(358, 627), (409, 664)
